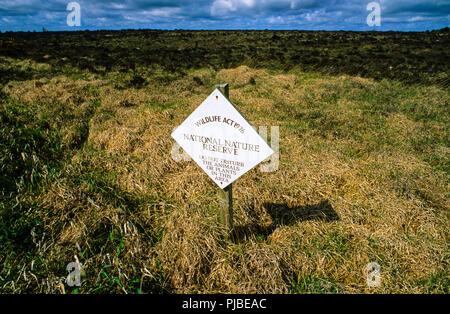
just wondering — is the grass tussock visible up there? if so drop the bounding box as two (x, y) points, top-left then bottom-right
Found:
(0, 61), (448, 294)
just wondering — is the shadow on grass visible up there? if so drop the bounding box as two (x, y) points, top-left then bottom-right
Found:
(232, 200), (339, 242)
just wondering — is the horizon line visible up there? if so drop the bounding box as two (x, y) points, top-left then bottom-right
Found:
(2, 27), (449, 33)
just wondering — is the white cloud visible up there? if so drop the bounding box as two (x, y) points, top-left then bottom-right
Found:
(210, 0), (270, 17)
(123, 7), (181, 23)
(210, 0), (236, 17)
(110, 3), (126, 10)
(267, 16), (284, 24)
(408, 16), (425, 22)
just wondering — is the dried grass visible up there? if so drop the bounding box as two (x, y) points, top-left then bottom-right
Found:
(2, 65), (448, 294)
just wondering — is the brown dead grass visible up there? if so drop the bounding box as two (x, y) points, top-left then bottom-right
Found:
(2, 65), (448, 294)
(217, 65), (267, 87)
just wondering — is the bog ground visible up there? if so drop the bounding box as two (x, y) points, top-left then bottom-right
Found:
(0, 30), (448, 294)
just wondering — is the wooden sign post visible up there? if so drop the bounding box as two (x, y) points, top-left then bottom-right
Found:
(215, 83), (233, 235)
(171, 83), (274, 239)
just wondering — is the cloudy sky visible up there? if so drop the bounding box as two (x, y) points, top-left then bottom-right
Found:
(0, 0), (449, 32)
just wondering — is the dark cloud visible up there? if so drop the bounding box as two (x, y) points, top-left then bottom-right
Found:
(383, 0), (450, 15)
(0, 0), (448, 31)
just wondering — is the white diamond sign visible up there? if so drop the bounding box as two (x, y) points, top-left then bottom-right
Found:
(171, 88), (274, 189)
